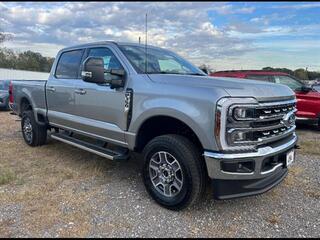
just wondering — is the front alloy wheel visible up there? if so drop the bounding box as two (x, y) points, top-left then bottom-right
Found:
(149, 151), (184, 198)
(142, 134), (206, 210)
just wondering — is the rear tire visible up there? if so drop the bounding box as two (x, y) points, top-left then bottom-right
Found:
(142, 134), (206, 210)
(21, 110), (47, 146)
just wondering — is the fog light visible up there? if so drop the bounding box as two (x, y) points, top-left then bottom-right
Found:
(221, 161), (254, 173)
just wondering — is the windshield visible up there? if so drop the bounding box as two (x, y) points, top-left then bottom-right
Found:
(119, 45), (205, 75)
(274, 75), (304, 91)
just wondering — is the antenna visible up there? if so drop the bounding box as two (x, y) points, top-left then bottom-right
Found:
(145, 12), (148, 73)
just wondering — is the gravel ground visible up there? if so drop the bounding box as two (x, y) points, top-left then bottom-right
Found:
(0, 110), (319, 237)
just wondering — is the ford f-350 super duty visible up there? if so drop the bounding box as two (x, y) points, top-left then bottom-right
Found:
(9, 42), (298, 210)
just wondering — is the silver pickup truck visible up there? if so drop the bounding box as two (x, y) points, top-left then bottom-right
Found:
(10, 41), (297, 210)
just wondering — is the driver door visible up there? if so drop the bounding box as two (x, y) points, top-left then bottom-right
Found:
(73, 47), (127, 145)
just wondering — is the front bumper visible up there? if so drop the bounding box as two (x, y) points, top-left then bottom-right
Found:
(204, 133), (298, 199)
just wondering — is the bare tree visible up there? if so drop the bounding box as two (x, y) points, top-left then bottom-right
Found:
(0, 28), (12, 44)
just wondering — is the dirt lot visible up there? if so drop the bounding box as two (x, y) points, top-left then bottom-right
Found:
(0, 110), (319, 237)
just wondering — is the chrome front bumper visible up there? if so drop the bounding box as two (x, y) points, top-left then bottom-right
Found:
(204, 133), (298, 180)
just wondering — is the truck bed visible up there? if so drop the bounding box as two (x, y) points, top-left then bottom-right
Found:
(11, 80), (47, 116)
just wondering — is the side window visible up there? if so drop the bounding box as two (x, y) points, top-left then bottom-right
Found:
(274, 75), (303, 90)
(55, 49), (84, 79)
(87, 47), (124, 81)
(246, 75), (271, 82)
(88, 48), (123, 71)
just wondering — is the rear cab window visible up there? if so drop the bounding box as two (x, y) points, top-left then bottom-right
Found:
(55, 49), (84, 79)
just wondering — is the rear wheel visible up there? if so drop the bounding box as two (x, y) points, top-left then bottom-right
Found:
(21, 110), (47, 146)
(142, 134), (206, 210)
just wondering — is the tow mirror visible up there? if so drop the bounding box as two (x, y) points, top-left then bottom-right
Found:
(81, 57), (106, 84)
(105, 69), (126, 89)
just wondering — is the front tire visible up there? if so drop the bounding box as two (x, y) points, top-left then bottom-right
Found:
(21, 110), (47, 146)
(142, 134), (206, 210)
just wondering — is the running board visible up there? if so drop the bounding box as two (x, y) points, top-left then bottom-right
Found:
(50, 133), (129, 161)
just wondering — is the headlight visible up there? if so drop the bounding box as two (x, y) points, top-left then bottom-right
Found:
(230, 131), (246, 142)
(215, 97), (258, 151)
(233, 107), (254, 120)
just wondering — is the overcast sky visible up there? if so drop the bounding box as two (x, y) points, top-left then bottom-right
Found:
(1, 1), (320, 71)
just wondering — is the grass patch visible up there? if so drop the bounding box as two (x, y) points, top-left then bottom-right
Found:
(266, 213), (280, 225)
(298, 140), (320, 156)
(0, 169), (16, 186)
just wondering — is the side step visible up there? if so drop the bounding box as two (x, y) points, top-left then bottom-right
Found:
(51, 133), (129, 161)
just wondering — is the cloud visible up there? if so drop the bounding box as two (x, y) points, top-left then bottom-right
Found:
(270, 3), (320, 10)
(0, 2), (255, 63)
(0, 2), (319, 71)
(210, 4), (255, 15)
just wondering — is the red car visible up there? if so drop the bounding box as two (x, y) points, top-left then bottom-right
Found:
(210, 70), (320, 129)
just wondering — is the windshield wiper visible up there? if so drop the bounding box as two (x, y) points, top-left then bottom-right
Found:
(147, 71), (185, 75)
(187, 73), (207, 76)
(147, 72), (206, 76)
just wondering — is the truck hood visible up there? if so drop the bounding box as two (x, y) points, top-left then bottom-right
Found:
(148, 74), (295, 102)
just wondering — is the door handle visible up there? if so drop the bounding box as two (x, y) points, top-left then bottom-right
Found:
(75, 89), (86, 95)
(47, 86), (56, 92)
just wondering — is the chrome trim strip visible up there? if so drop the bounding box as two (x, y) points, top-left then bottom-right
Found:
(221, 170), (255, 176)
(51, 134), (114, 160)
(261, 163), (283, 175)
(258, 99), (296, 107)
(295, 117), (316, 121)
(228, 122), (294, 134)
(204, 133), (297, 160)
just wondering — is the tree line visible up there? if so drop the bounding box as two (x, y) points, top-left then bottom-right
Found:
(199, 64), (320, 80)
(261, 67), (320, 81)
(0, 48), (55, 73)
(0, 47), (319, 79)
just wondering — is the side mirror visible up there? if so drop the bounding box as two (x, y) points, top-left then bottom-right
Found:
(105, 69), (126, 89)
(298, 85), (312, 93)
(81, 57), (106, 84)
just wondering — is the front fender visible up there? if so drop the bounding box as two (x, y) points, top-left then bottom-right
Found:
(128, 97), (218, 150)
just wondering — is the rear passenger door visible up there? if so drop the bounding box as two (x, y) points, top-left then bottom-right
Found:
(46, 49), (85, 129)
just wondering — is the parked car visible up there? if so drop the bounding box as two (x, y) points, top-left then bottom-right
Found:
(10, 42), (297, 210)
(0, 80), (10, 110)
(210, 70), (320, 130)
(312, 84), (320, 93)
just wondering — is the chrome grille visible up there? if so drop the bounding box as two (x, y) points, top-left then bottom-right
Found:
(227, 100), (296, 146)
(254, 102), (296, 120)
